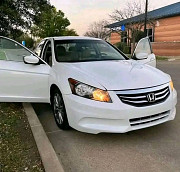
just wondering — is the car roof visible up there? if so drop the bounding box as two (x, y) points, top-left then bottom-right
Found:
(46, 36), (102, 41)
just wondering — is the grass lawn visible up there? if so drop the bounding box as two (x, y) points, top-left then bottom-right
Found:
(0, 103), (44, 172)
(156, 56), (169, 61)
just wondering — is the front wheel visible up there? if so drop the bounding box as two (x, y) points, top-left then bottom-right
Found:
(52, 89), (70, 130)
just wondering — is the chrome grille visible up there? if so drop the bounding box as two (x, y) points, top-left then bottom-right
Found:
(130, 111), (170, 126)
(117, 86), (170, 107)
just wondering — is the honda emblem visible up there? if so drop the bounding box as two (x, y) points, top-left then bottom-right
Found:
(147, 93), (156, 102)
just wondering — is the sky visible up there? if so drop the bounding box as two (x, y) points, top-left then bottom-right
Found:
(50, 0), (179, 36)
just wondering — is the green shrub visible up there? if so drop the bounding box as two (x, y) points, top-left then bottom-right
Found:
(16, 34), (35, 48)
(115, 42), (131, 54)
(135, 30), (145, 42)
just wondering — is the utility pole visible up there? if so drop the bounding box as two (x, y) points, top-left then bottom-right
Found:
(144, 0), (148, 36)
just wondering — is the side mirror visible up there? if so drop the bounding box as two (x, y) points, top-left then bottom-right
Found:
(135, 52), (148, 60)
(24, 55), (40, 64)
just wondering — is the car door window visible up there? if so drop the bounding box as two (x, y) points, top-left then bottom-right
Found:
(0, 37), (31, 62)
(34, 40), (45, 57)
(43, 41), (52, 66)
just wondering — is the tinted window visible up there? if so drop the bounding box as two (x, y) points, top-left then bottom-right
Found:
(43, 41), (52, 66)
(54, 40), (126, 62)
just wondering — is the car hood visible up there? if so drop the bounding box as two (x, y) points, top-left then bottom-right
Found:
(64, 60), (170, 90)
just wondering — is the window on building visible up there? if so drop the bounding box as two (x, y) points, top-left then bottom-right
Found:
(146, 28), (154, 42)
(121, 31), (127, 43)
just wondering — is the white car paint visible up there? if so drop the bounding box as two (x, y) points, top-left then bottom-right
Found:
(0, 36), (177, 134)
(63, 60), (168, 90)
(63, 84), (177, 134)
(0, 58), (50, 102)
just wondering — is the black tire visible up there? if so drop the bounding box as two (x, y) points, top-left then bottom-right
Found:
(51, 89), (70, 130)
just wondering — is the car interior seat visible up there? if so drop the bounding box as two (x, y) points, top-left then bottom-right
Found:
(69, 46), (79, 61)
(45, 47), (52, 66)
(56, 45), (66, 61)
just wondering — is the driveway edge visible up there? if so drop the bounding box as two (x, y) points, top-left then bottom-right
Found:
(23, 103), (64, 172)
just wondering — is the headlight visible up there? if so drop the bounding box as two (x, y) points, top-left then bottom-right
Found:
(170, 80), (174, 91)
(68, 78), (112, 102)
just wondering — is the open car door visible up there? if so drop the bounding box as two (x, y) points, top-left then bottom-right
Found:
(132, 37), (156, 67)
(0, 36), (50, 103)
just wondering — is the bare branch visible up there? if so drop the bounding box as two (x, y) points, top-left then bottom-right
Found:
(84, 20), (110, 40)
(108, 0), (156, 52)
(109, 1), (144, 22)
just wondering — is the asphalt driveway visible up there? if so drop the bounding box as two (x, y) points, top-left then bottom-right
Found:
(32, 60), (180, 172)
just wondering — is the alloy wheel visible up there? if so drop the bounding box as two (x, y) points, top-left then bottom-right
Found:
(53, 93), (64, 124)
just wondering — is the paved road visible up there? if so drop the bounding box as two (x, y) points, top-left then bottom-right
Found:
(33, 60), (180, 172)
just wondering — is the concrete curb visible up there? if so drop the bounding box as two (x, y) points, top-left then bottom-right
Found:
(23, 103), (64, 172)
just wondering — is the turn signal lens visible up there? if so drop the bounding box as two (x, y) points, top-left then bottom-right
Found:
(170, 80), (174, 91)
(93, 89), (111, 102)
(68, 78), (112, 103)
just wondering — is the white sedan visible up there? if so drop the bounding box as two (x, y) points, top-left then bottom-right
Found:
(0, 36), (177, 134)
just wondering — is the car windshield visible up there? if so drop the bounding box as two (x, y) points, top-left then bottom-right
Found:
(54, 40), (127, 62)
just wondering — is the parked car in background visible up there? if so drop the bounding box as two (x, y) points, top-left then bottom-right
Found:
(0, 36), (177, 134)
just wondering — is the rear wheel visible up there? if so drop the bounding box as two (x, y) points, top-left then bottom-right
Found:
(51, 89), (69, 130)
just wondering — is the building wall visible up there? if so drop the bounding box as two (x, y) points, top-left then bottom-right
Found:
(152, 42), (180, 56)
(152, 16), (180, 56)
(154, 16), (180, 42)
(110, 32), (121, 44)
(109, 16), (180, 56)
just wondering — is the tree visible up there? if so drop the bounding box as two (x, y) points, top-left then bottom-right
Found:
(109, 1), (154, 52)
(84, 20), (110, 40)
(16, 34), (35, 48)
(31, 7), (78, 38)
(64, 29), (78, 36)
(109, 1), (144, 22)
(0, 0), (51, 39)
(0, 0), (78, 44)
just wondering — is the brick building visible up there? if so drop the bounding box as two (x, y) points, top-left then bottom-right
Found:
(107, 2), (180, 56)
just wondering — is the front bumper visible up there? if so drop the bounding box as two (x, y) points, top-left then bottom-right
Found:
(63, 83), (177, 134)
